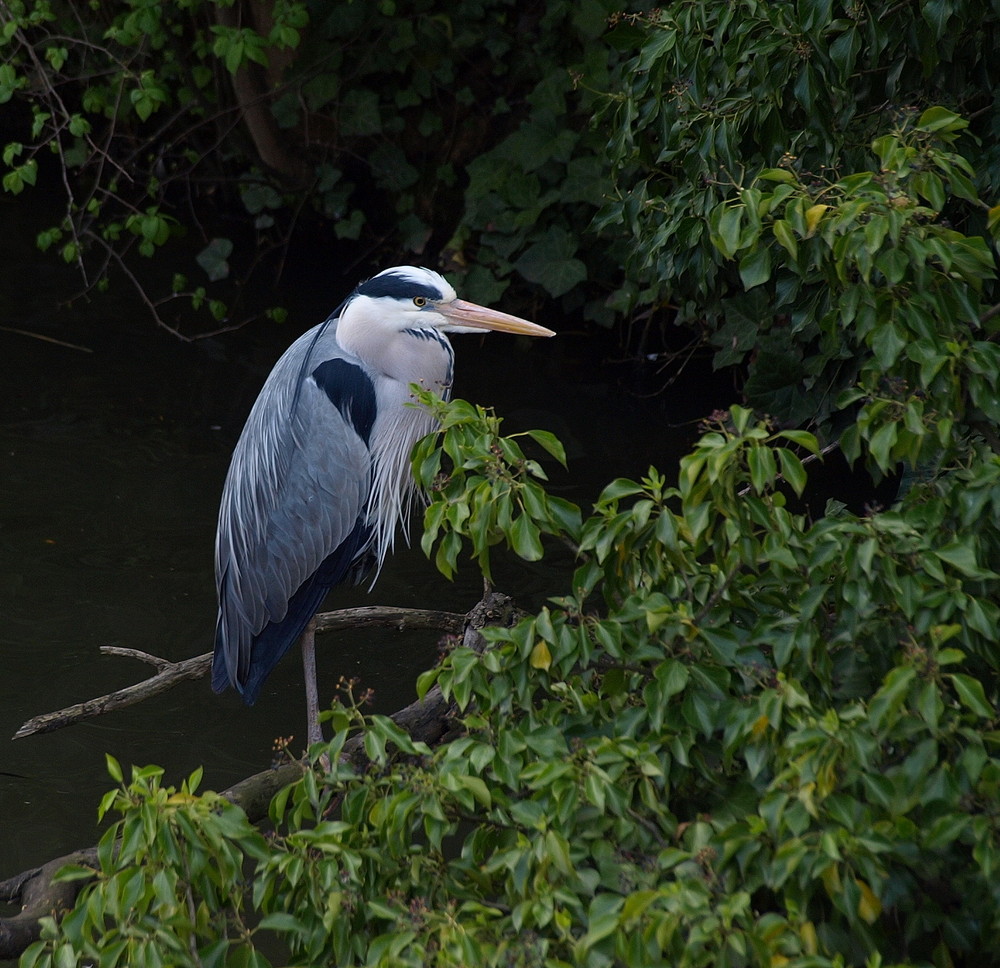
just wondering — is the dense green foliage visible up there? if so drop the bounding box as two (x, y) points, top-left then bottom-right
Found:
(708, 109), (999, 468)
(599, 1), (1000, 414)
(1, 1), (998, 348)
(20, 760), (270, 968)
(21, 388), (1000, 966)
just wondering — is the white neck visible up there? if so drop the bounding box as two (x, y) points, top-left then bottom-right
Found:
(337, 295), (454, 390)
(336, 295), (455, 577)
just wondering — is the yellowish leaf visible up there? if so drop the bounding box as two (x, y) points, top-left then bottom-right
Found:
(805, 203), (828, 237)
(530, 641), (552, 670)
(856, 878), (881, 924)
(797, 780), (817, 817)
(821, 863), (842, 897)
(800, 920), (818, 955)
(817, 757), (838, 798)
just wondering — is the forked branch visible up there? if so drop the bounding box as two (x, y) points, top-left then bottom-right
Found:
(13, 605), (464, 740)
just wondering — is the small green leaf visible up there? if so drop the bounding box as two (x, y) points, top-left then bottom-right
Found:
(711, 204), (744, 259)
(948, 673), (993, 718)
(917, 106), (968, 133)
(867, 420), (899, 473)
(510, 513), (544, 560)
(870, 322), (907, 368)
(514, 227), (587, 296)
(935, 540), (996, 578)
(196, 237), (233, 281)
(525, 429), (567, 467)
(598, 478), (644, 504)
(258, 912), (308, 933)
(773, 219), (798, 259)
(739, 246), (772, 289)
(869, 665), (916, 732)
(777, 447), (808, 496)
(911, 171), (945, 210)
(106, 754), (123, 784)
(875, 248), (909, 286)
(748, 445), (777, 493)
(757, 168), (796, 183)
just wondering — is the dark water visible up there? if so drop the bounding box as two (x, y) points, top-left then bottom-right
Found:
(0, 200), (705, 903)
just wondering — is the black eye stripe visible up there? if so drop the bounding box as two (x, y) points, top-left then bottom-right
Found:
(354, 273), (442, 302)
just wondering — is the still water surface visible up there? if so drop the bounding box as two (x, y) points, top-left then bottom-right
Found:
(0, 203), (703, 900)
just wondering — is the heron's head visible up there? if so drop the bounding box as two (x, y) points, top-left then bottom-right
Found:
(345, 266), (555, 338)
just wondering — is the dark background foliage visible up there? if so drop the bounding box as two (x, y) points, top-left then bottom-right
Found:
(0, 0), (630, 336)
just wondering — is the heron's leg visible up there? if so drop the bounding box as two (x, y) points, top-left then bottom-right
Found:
(301, 616), (324, 750)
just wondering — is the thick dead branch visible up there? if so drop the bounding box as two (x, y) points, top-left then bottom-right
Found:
(0, 849), (99, 959)
(13, 606), (464, 740)
(0, 591), (518, 961)
(313, 605), (464, 636)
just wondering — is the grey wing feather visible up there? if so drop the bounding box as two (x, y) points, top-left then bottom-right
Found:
(214, 323), (372, 690)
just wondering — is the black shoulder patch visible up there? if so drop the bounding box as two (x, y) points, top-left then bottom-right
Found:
(355, 271), (442, 302)
(311, 359), (377, 444)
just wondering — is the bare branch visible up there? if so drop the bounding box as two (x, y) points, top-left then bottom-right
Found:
(314, 605), (463, 635)
(13, 606), (465, 740)
(99, 646), (175, 671)
(13, 653), (209, 740)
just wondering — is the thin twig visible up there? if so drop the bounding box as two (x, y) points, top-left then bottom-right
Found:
(0, 325), (93, 353)
(99, 646), (174, 672)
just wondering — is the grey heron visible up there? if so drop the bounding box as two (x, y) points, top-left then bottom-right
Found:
(212, 265), (555, 748)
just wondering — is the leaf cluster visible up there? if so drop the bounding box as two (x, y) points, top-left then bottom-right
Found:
(0, 0), (307, 335)
(705, 109), (1000, 469)
(402, 400), (1000, 966)
(599, 0), (1000, 403)
(3, 0), (1000, 350)
(410, 390), (580, 580)
(21, 758), (269, 968)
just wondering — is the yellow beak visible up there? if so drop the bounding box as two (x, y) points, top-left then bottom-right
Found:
(439, 299), (556, 337)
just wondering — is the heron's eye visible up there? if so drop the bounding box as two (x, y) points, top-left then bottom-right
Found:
(413, 296), (428, 308)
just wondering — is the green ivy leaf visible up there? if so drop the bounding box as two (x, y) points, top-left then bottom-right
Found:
(514, 227), (587, 297)
(510, 513), (544, 560)
(935, 539), (996, 578)
(196, 238), (233, 281)
(739, 246), (772, 289)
